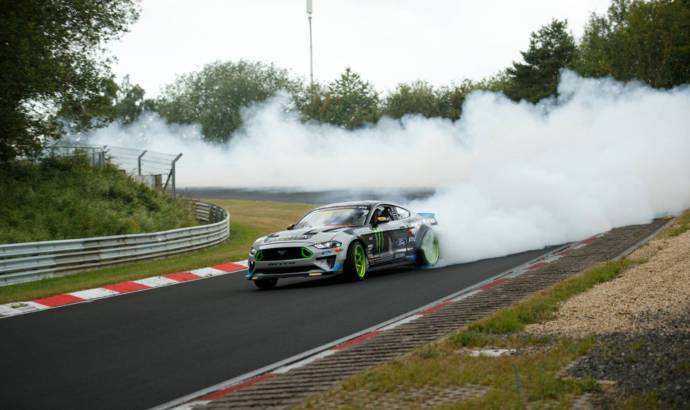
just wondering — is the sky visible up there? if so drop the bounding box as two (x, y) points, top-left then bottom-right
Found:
(110, 0), (612, 97)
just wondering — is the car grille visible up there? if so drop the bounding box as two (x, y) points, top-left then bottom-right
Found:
(258, 247), (311, 261)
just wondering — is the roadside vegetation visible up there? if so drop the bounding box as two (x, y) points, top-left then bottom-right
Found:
(666, 209), (690, 237)
(0, 199), (312, 304)
(0, 156), (196, 244)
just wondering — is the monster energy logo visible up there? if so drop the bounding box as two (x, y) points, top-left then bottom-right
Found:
(372, 228), (384, 253)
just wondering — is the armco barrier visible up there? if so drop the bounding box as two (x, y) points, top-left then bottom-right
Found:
(0, 201), (230, 286)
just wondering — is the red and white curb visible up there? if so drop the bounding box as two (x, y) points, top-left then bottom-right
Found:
(0, 260), (249, 319)
(160, 234), (605, 410)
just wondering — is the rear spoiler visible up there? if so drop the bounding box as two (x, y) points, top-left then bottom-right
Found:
(417, 212), (438, 225)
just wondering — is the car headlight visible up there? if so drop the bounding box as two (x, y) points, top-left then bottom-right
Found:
(249, 247), (257, 256)
(313, 241), (342, 249)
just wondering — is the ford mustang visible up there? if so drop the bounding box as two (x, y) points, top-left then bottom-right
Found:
(246, 201), (439, 289)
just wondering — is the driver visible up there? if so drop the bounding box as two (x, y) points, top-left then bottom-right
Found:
(381, 207), (393, 221)
(370, 208), (381, 224)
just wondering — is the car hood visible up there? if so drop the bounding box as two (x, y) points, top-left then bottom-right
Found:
(258, 225), (354, 245)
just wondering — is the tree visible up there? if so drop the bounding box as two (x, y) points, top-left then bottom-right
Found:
(383, 81), (441, 119)
(577, 0), (690, 88)
(57, 77), (119, 132)
(112, 76), (149, 125)
(156, 60), (300, 142)
(505, 19), (578, 102)
(58, 75), (149, 132)
(0, 0), (140, 161)
(302, 68), (380, 129)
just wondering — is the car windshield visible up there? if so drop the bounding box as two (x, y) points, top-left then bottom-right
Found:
(294, 207), (369, 229)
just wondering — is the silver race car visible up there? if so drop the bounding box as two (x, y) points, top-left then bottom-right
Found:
(246, 201), (439, 289)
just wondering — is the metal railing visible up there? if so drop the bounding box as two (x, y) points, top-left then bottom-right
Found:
(0, 201), (230, 286)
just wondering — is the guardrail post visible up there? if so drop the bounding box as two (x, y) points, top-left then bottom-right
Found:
(137, 150), (147, 176)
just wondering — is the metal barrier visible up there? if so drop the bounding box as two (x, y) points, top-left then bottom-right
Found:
(0, 201), (230, 286)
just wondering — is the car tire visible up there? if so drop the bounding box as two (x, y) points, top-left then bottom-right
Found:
(253, 278), (278, 290)
(344, 241), (368, 281)
(416, 230), (440, 267)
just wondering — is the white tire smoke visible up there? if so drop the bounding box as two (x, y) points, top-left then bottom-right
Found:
(79, 71), (690, 264)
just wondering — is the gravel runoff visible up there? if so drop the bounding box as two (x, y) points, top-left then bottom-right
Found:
(528, 228), (690, 337)
(528, 225), (690, 408)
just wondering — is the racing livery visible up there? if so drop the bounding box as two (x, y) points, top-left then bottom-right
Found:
(246, 201), (439, 289)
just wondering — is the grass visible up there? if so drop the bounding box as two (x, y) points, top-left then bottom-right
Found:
(666, 209), (690, 237)
(301, 259), (642, 409)
(0, 156), (196, 243)
(460, 259), (634, 335)
(0, 198), (313, 304)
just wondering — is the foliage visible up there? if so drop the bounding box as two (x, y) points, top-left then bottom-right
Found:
(577, 0), (690, 88)
(300, 68), (381, 129)
(0, 156), (196, 244)
(156, 60), (301, 142)
(383, 75), (512, 122)
(112, 75), (151, 125)
(383, 81), (441, 119)
(0, 0), (140, 162)
(57, 75), (149, 132)
(505, 19), (578, 102)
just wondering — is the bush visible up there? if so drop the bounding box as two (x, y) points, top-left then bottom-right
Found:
(0, 156), (196, 244)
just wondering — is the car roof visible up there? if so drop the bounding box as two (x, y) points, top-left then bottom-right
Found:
(315, 200), (405, 210)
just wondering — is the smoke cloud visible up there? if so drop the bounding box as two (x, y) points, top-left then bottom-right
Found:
(81, 71), (690, 264)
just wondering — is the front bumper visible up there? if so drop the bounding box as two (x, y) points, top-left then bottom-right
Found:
(246, 244), (346, 280)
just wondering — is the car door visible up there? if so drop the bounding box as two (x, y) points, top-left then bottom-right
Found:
(365, 205), (408, 264)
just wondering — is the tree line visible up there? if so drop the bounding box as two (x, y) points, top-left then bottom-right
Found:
(1, 0), (688, 160)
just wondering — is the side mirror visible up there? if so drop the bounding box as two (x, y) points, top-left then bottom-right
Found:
(286, 223), (295, 230)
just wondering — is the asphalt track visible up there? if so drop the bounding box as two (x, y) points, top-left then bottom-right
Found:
(0, 246), (556, 410)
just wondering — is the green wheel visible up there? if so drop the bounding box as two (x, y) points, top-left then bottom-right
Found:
(417, 230), (440, 267)
(345, 242), (368, 280)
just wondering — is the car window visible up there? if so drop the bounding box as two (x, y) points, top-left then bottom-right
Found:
(294, 206), (369, 228)
(395, 207), (411, 219)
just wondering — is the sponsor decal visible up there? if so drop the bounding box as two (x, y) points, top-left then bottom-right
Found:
(396, 238), (407, 248)
(372, 227), (385, 253)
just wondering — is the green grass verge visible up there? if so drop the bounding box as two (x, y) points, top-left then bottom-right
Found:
(459, 259), (635, 336)
(0, 198), (313, 304)
(301, 259), (640, 409)
(0, 155), (197, 244)
(666, 209), (690, 237)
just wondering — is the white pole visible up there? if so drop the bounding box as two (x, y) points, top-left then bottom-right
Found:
(307, 0), (314, 87)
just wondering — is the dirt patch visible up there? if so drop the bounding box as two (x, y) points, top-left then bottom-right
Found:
(527, 228), (690, 337)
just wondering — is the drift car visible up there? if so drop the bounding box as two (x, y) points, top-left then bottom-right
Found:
(246, 201), (439, 289)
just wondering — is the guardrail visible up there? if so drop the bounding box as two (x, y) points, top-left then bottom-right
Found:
(0, 201), (230, 286)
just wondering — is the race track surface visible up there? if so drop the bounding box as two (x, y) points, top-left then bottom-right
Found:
(0, 248), (553, 410)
